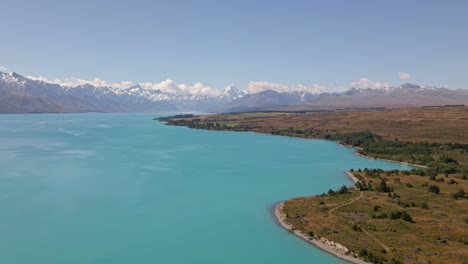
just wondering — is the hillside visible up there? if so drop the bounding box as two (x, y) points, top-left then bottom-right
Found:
(282, 170), (468, 263)
(158, 106), (468, 144)
(1, 70), (468, 113)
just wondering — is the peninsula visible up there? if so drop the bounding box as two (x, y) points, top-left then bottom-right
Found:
(157, 106), (468, 263)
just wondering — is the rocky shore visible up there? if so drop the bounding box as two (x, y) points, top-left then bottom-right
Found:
(274, 202), (370, 264)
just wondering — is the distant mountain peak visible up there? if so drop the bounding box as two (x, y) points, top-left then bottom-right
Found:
(1, 69), (467, 114)
(3, 72), (24, 80)
(399, 83), (420, 89)
(1, 71), (28, 86)
(224, 84), (239, 92)
(222, 84), (244, 99)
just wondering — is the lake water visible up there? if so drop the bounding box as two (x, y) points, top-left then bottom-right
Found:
(0, 113), (411, 263)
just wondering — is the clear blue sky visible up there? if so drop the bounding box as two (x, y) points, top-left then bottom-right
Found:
(1, 0), (467, 90)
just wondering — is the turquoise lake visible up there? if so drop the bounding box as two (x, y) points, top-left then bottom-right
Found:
(0, 113), (411, 263)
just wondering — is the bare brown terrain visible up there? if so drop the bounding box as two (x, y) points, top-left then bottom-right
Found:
(200, 106), (468, 144)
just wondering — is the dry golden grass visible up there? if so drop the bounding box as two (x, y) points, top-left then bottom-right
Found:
(202, 106), (468, 144)
(282, 172), (468, 263)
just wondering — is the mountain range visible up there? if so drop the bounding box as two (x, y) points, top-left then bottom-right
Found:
(1, 71), (467, 113)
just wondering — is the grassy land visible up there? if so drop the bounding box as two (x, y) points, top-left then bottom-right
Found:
(157, 106), (468, 263)
(282, 170), (468, 263)
(159, 106), (468, 143)
(158, 107), (468, 174)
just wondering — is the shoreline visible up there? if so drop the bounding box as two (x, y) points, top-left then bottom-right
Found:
(345, 171), (359, 184)
(162, 118), (428, 170)
(274, 203), (370, 264)
(338, 142), (427, 169)
(353, 152), (427, 169)
(272, 144), (427, 263)
(159, 119), (428, 262)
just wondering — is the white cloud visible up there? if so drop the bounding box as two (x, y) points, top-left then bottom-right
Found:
(244, 81), (326, 94)
(25, 75), (51, 83)
(24, 74), (333, 96)
(139, 79), (220, 96)
(399, 72), (411, 80)
(350, 77), (389, 89)
(26, 75), (134, 89)
(0, 65), (7, 72)
(26, 74), (220, 96)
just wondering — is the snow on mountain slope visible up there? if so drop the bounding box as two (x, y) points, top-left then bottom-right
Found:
(1, 70), (467, 113)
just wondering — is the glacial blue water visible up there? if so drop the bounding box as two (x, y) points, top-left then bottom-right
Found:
(0, 113), (411, 263)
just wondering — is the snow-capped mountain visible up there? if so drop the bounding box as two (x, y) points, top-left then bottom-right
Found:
(222, 85), (245, 100)
(1, 72), (28, 86)
(1, 71), (467, 113)
(0, 71), (248, 113)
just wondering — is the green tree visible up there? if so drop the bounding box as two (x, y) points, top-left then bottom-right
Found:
(377, 179), (390, 192)
(338, 185), (350, 194)
(355, 181), (363, 190)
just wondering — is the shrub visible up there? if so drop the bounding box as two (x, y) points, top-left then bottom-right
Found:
(420, 202), (429, 209)
(372, 212), (388, 219)
(401, 211), (413, 222)
(377, 179), (390, 192)
(440, 156), (458, 164)
(428, 185), (440, 194)
(388, 210), (413, 222)
(355, 181), (363, 190)
(447, 179), (458, 185)
(338, 185), (350, 194)
(452, 189), (465, 199)
(359, 248), (368, 257)
(390, 211), (402, 219)
(352, 224), (362, 232)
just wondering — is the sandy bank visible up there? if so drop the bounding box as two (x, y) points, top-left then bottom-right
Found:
(274, 203), (370, 264)
(345, 171), (359, 184)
